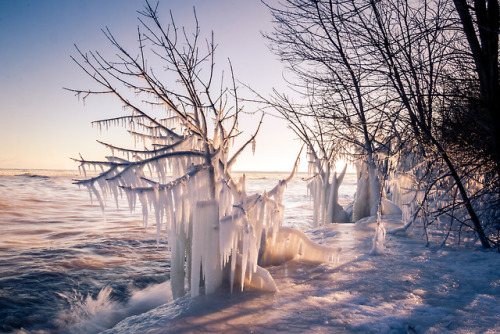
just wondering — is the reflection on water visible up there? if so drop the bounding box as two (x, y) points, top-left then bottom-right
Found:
(0, 170), (356, 333)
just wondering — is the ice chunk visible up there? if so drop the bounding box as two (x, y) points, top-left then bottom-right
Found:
(259, 226), (341, 265)
(381, 197), (402, 216)
(234, 253), (278, 292)
(370, 221), (386, 255)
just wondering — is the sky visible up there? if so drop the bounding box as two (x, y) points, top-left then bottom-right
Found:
(0, 0), (309, 172)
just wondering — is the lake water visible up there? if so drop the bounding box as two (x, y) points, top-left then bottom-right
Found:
(0, 170), (356, 333)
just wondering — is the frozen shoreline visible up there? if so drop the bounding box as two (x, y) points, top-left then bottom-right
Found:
(104, 215), (500, 333)
(2, 173), (498, 333)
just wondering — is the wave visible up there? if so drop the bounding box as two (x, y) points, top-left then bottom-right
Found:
(15, 173), (50, 179)
(55, 281), (172, 334)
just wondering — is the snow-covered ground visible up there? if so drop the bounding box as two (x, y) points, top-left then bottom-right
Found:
(104, 215), (500, 333)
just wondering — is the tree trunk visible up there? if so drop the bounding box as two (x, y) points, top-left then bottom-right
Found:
(453, 0), (500, 178)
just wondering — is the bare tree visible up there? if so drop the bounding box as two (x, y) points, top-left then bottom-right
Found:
(265, 0), (498, 248)
(259, 90), (350, 226)
(453, 0), (500, 177)
(265, 0), (397, 223)
(68, 1), (340, 298)
(354, 0), (492, 248)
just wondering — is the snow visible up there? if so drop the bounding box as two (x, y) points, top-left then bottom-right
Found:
(101, 214), (500, 333)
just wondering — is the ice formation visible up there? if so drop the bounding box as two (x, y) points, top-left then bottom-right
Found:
(259, 226), (341, 265)
(380, 197), (402, 216)
(71, 9), (341, 299)
(378, 150), (498, 247)
(370, 218), (386, 255)
(306, 152), (350, 226)
(75, 116), (340, 299)
(234, 253), (278, 292)
(352, 160), (381, 221)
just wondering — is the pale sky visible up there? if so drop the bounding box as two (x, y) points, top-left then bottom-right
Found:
(0, 0), (308, 172)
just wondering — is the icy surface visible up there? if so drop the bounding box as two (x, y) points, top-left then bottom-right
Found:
(104, 215), (500, 333)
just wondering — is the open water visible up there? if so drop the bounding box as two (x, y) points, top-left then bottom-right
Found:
(0, 170), (356, 333)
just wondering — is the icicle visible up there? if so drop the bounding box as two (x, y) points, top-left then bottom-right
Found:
(368, 164), (381, 217)
(169, 223), (187, 299)
(108, 179), (120, 209)
(153, 184), (162, 245)
(312, 176), (323, 227)
(255, 198), (266, 252)
(219, 182), (232, 219)
(326, 173), (337, 224)
(138, 191), (148, 227)
(191, 200), (222, 297)
(370, 220), (386, 255)
(88, 183), (106, 221)
(234, 254), (278, 292)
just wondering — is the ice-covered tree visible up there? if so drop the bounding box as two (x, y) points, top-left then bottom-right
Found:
(265, 0), (498, 248)
(265, 0), (399, 224)
(68, 1), (340, 299)
(357, 0), (495, 248)
(258, 91), (350, 226)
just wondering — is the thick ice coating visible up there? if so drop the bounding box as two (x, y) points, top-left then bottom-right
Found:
(75, 118), (338, 299)
(70, 20), (340, 297)
(259, 226), (341, 265)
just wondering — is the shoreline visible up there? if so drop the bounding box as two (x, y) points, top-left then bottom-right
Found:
(0, 168), (342, 179)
